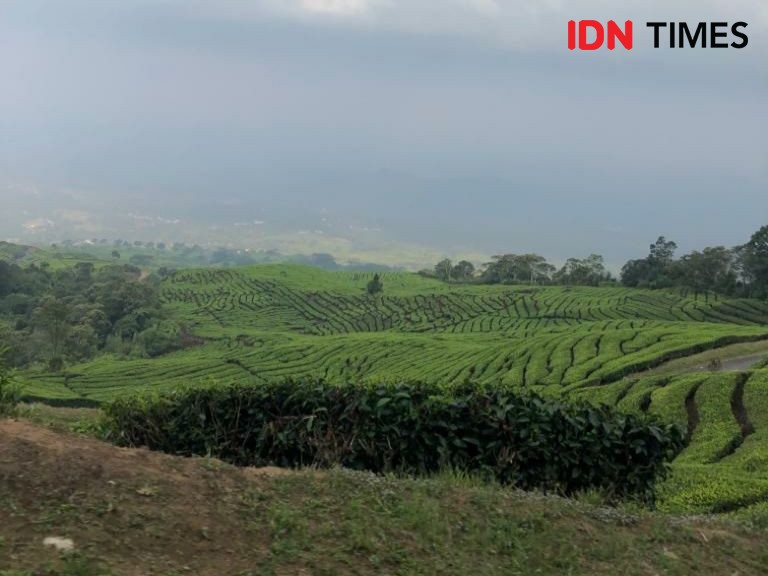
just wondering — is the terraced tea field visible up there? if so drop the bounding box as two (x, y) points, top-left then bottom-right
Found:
(18, 264), (768, 512)
(21, 264), (768, 401)
(569, 369), (768, 514)
(162, 266), (768, 336)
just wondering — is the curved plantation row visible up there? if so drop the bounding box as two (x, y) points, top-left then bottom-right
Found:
(572, 370), (768, 514)
(161, 269), (768, 337)
(217, 325), (768, 391)
(26, 321), (768, 404)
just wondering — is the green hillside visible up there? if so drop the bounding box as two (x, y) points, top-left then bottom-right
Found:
(16, 263), (768, 514)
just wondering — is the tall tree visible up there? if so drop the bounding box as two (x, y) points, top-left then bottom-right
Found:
(555, 254), (609, 286)
(621, 236), (677, 288)
(482, 254), (553, 284)
(738, 225), (768, 297)
(451, 260), (475, 281)
(33, 297), (71, 367)
(648, 236), (677, 267)
(434, 259), (453, 282)
(671, 247), (735, 297)
(366, 274), (383, 295)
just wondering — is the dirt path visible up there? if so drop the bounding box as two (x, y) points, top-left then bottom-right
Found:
(631, 340), (768, 379)
(719, 353), (768, 372)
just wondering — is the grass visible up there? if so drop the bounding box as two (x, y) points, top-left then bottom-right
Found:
(4, 414), (768, 576)
(0, 556), (111, 576)
(14, 403), (102, 435)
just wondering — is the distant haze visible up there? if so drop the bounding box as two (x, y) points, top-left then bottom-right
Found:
(1, 1), (766, 268)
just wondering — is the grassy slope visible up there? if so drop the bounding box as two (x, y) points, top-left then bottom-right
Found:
(2, 418), (768, 576)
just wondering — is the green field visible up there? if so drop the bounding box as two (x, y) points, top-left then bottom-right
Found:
(18, 264), (768, 513)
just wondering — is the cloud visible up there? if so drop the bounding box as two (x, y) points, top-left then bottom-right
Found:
(147, 0), (758, 57)
(299, 0), (374, 16)
(185, 0), (766, 49)
(1, 0), (764, 263)
(22, 218), (55, 232)
(462, 0), (501, 17)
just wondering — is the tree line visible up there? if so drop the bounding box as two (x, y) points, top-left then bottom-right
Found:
(425, 253), (612, 287)
(425, 224), (768, 298)
(621, 226), (768, 298)
(0, 261), (183, 370)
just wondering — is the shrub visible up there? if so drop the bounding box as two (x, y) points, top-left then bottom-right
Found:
(104, 379), (685, 501)
(366, 274), (383, 295)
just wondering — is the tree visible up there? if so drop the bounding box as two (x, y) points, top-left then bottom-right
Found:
(129, 254), (154, 267)
(33, 297), (71, 368)
(738, 225), (768, 298)
(65, 324), (99, 361)
(434, 259), (453, 282)
(74, 262), (94, 284)
(671, 247), (735, 297)
(649, 236), (677, 267)
(621, 236), (677, 289)
(366, 274), (383, 295)
(111, 250), (121, 259)
(451, 260), (475, 281)
(0, 262), (14, 298)
(555, 254), (609, 286)
(482, 254), (554, 284)
(0, 346), (21, 415)
(620, 259), (651, 288)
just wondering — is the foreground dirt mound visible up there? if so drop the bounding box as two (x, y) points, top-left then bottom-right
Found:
(0, 420), (275, 575)
(2, 418), (768, 576)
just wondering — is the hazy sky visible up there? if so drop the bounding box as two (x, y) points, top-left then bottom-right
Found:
(1, 0), (766, 267)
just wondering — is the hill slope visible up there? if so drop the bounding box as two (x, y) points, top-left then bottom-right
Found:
(16, 264), (768, 514)
(22, 265), (768, 403)
(2, 418), (768, 576)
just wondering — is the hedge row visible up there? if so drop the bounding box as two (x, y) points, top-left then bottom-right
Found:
(105, 379), (685, 500)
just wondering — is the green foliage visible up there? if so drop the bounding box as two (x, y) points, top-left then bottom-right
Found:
(621, 236), (678, 289)
(0, 261), (180, 369)
(631, 369), (768, 514)
(105, 379), (684, 501)
(482, 253), (555, 284)
(660, 463), (768, 513)
(0, 347), (21, 416)
(621, 226), (768, 298)
(553, 254), (612, 286)
(670, 247), (737, 296)
(738, 224), (768, 298)
(674, 373), (742, 465)
(430, 259), (476, 282)
(366, 273), (383, 295)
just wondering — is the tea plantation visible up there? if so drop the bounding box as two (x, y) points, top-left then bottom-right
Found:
(18, 264), (768, 513)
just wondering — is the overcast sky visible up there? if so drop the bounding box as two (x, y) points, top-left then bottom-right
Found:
(1, 0), (766, 266)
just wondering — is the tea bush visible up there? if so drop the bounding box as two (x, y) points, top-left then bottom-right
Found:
(105, 379), (685, 501)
